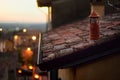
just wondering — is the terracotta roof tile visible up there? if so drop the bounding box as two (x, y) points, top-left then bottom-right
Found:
(41, 13), (120, 62)
(54, 44), (67, 51)
(56, 48), (74, 57)
(48, 33), (61, 40)
(65, 36), (82, 45)
(71, 42), (90, 50)
(102, 30), (119, 36)
(52, 39), (65, 45)
(42, 43), (53, 51)
(42, 37), (51, 44)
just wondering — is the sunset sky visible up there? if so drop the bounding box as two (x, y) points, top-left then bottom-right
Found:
(0, 0), (48, 23)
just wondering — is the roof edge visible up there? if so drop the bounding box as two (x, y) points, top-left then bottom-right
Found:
(38, 35), (120, 71)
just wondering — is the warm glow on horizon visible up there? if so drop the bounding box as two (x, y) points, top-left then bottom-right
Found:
(0, 0), (48, 23)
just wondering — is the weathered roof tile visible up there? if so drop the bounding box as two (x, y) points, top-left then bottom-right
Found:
(43, 43), (53, 50)
(54, 44), (67, 51)
(71, 42), (90, 50)
(52, 39), (65, 45)
(65, 36), (82, 45)
(59, 48), (74, 56)
(102, 30), (119, 37)
(42, 37), (51, 44)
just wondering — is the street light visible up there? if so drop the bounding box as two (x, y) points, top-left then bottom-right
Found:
(23, 28), (27, 32)
(28, 65), (33, 70)
(14, 35), (19, 40)
(32, 36), (37, 41)
(27, 47), (31, 51)
(34, 74), (39, 80)
(0, 28), (3, 32)
(18, 69), (22, 74)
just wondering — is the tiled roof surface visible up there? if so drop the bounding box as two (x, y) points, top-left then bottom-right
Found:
(42, 13), (120, 62)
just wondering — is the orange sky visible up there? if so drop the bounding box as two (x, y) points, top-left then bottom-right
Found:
(0, 0), (48, 23)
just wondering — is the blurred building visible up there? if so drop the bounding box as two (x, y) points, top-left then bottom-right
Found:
(0, 52), (18, 80)
(0, 28), (40, 80)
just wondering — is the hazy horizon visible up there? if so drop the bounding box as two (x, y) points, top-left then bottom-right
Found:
(0, 21), (46, 24)
(0, 0), (48, 23)
(0, 22), (47, 32)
